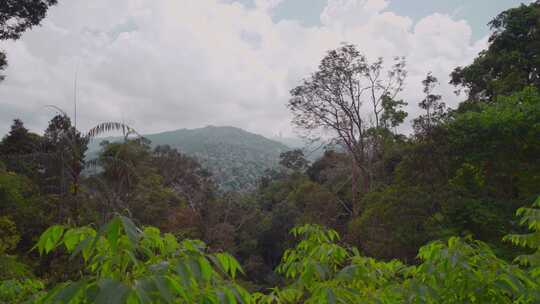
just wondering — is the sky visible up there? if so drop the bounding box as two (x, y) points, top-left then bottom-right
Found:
(0, 0), (533, 137)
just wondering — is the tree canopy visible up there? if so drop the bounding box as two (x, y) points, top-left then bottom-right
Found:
(0, 0), (58, 81)
(451, 1), (540, 101)
(1, 1), (540, 303)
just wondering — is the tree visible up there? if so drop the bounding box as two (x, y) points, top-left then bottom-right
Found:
(348, 185), (435, 262)
(288, 43), (407, 214)
(413, 73), (447, 136)
(89, 140), (214, 231)
(0, 119), (42, 176)
(0, 166), (52, 253)
(279, 149), (309, 172)
(447, 87), (540, 201)
(151, 145), (215, 211)
(42, 114), (88, 196)
(380, 95), (407, 129)
(0, 119), (38, 154)
(90, 139), (154, 221)
(307, 150), (349, 184)
(0, 0), (58, 81)
(451, 1), (540, 101)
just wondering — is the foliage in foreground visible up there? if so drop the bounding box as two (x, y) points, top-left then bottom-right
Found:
(32, 216), (250, 303)
(4, 196), (537, 303)
(258, 224), (538, 303)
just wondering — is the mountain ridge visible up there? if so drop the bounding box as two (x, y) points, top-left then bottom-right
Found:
(87, 125), (291, 191)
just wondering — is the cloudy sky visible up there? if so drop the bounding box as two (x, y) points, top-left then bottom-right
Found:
(0, 0), (533, 137)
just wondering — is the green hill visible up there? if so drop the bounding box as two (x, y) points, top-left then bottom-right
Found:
(88, 126), (290, 191)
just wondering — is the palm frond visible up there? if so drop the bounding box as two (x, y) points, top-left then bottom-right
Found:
(86, 122), (141, 141)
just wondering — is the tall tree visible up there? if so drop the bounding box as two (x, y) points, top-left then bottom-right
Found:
(0, 119), (41, 156)
(413, 73), (447, 136)
(42, 114), (87, 195)
(288, 43), (407, 214)
(451, 1), (540, 101)
(0, 0), (58, 81)
(151, 145), (215, 210)
(0, 119), (42, 176)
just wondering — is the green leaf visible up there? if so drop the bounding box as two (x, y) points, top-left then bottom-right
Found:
(69, 236), (94, 261)
(174, 260), (192, 286)
(325, 287), (336, 304)
(50, 280), (87, 303)
(187, 257), (202, 281)
(105, 217), (122, 252)
(133, 279), (154, 304)
(120, 216), (142, 246)
(152, 275), (174, 303)
(223, 288), (237, 304)
(35, 225), (65, 255)
(63, 229), (80, 252)
(95, 279), (131, 304)
(199, 256), (213, 282)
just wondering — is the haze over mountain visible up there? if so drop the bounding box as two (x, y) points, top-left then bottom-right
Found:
(88, 126), (291, 191)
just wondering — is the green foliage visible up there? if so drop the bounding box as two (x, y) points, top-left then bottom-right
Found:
(348, 185), (433, 261)
(1, 2), (540, 302)
(0, 215), (42, 303)
(286, 181), (342, 227)
(253, 224), (407, 303)
(34, 216), (252, 303)
(380, 95), (408, 129)
(0, 168), (52, 253)
(0, 171), (27, 207)
(451, 1), (540, 100)
(0, 254), (34, 280)
(0, 278), (44, 303)
(413, 73), (446, 136)
(279, 150), (309, 172)
(0, 119), (43, 176)
(277, 225), (346, 281)
(6, 198), (540, 303)
(505, 197), (540, 270)
(448, 87), (540, 199)
(0, 216), (20, 254)
(405, 237), (537, 303)
(261, 223), (540, 304)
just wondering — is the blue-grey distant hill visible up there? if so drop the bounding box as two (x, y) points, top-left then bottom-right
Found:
(87, 126), (291, 191)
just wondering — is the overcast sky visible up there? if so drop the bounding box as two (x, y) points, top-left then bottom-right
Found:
(0, 0), (533, 137)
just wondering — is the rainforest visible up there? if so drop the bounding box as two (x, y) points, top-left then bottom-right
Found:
(0, 1), (539, 303)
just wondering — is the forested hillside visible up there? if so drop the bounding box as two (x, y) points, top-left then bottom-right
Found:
(87, 126), (289, 191)
(0, 1), (539, 303)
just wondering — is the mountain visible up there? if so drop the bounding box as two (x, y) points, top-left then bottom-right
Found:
(87, 126), (290, 191)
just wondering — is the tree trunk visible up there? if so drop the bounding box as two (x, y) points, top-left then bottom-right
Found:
(351, 158), (361, 216)
(351, 162), (357, 216)
(352, 157), (370, 216)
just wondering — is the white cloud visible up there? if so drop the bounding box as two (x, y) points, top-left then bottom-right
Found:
(321, 0), (389, 27)
(255, 0), (285, 11)
(0, 0), (487, 137)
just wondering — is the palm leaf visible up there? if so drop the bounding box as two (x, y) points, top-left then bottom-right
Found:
(86, 122), (142, 141)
